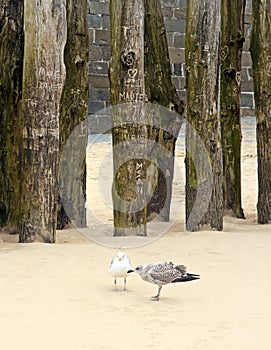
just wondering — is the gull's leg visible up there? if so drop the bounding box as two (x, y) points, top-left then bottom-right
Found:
(123, 278), (127, 291)
(151, 286), (162, 301)
(114, 278), (117, 291)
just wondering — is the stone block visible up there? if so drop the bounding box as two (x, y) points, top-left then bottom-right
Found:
(88, 14), (102, 28)
(89, 61), (109, 75)
(88, 115), (98, 133)
(241, 67), (250, 82)
(241, 93), (254, 109)
(173, 76), (179, 90)
(164, 18), (186, 32)
(173, 32), (185, 48)
(179, 0), (187, 9)
(161, 0), (179, 8)
(88, 100), (106, 114)
(169, 47), (185, 63)
(177, 90), (187, 103)
(89, 2), (109, 15)
(174, 9), (186, 19)
(242, 51), (252, 67)
(89, 75), (110, 88)
(179, 76), (186, 89)
(102, 15), (110, 30)
(95, 29), (110, 46)
(241, 81), (254, 93)
(241, 108), (255, 116)
(173, 76), (186, 91)
(88, 114), (112, 134)
(166, 32), (174, 46)
(94, 88), (110, 102)
(161, 8), (173, 17)
(243, 39), (250, 52)
(173, 63), (182, 76)
(89, 45), (102, 61)
(102, 46), (111, 61)
(89, 28), (94, 45)
(245, 0), (252, 14)
(248, 67), (253, 80)
(88, 87), (96, 103)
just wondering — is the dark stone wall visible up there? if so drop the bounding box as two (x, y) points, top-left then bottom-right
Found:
(88, 0), (254, 132)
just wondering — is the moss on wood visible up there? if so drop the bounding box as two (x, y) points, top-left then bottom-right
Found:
(0, 1), (24, 231)
(110, 0), (184, 236)
(220, 0), (245, 218)
(58, 0), (89, 229)
(250, 0), (271, 224)
(185, 0), (223, 231)
(19, 0), (67, 242)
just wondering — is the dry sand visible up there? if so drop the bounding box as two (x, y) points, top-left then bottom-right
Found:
(1, 117), (271, 350)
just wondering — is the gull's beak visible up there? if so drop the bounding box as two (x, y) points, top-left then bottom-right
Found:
(127, 269), (134, 273)
(118, 258), (122, 261)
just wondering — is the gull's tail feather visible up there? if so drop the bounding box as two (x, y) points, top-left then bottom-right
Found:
(172, 273), (200, 283)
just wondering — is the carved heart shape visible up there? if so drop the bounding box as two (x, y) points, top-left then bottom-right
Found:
(128, 68), (138, 79)
(235, 71), (241, 86)
(221, 45), (229, 61)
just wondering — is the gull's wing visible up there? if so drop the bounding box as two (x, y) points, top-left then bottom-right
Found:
(109, 256), (116, 269)
(148, 262), (184, 284)
(172, 273), (200, 283)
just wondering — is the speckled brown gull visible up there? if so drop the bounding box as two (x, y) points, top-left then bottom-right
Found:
(133, 261), (200, 300)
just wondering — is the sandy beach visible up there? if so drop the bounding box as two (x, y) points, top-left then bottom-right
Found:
(1, 117), (271, 350)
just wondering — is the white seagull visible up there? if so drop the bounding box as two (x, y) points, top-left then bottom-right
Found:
(109, 252), (133, 291)
(134, 261), (200, 300)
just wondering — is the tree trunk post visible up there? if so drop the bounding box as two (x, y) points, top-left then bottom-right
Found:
(19, 0), (67, 242)
(110, 0), (148, 236)
(185, 0), (223, 231)
(110, 0), (184, 236)
(220, 0), (246, 219)
(0, 0), (24, 231)
(58, 0), (89, 229)
(250, 0), (271, 224)
(144, 0), (184, 222)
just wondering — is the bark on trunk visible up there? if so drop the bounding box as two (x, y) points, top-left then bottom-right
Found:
(250, 0), (271, 224)
(185, 0), (223, 231)
(0, 0), (24, 231)
(19, 0), (67, 242)
(144, 0), (184, 221)
(220, 0), (245, 218)
(110, 0), (148, 236)
(58, 0), (89, 229)
(110, 0), (183, 236)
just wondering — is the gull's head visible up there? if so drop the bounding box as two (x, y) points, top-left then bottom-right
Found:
(116, 251), (126, 262)
(134, 264), (144, 275)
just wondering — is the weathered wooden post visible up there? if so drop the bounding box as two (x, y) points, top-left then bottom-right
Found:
(58, 0), (89, 229)
(110, 0), (148, 236)
(220, 0), (246, 218)
(0, 0), (24, 231)
(110, 0), (184, 236)
(144, 0), (184, 222)
(185, 0), (223, 231)
(19, 0), (67, 242)
(250, 0), (271, 224)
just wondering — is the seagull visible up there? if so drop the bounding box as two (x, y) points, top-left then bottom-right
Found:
(109, 252), (133, 291)
(133, 261), (200, 300)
